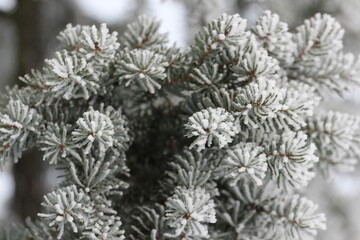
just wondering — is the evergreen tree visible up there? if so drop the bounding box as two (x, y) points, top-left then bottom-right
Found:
(1, 10), (360, 240)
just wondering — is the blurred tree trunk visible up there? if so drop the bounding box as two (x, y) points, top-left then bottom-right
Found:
(15, 0), (44, 80)
(9, 0), (76, 221)
(12, 0), (45, 221)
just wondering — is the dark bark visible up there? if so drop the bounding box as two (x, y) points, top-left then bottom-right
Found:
(11, 0), (45, 221)
(0, 10), (14, 20)
(14, 0), (43, 78)
(12, 149), (44, 220)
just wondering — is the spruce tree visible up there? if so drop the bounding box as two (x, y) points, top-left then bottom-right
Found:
(1, 11), (360, 240)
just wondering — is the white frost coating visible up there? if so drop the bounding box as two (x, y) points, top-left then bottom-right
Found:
(232, 36), (279, 84)
(270, 195), (327, 238)
(83, 216), (126, 240)
(189, 63), (225, 89)
(45, 50), (99, 100)
(165, 187), (216, 238)
(213, 13), (248, 47)
(38, 185), (91, 239)
(80, 23), (120, 65)
(0, 100), (41, 167)
(40, 123), (80, 165)
(4, 11), (356, 239)
(294, 13), (344, 60)
(72, 108), (115, 155)
(121, 15), (168, 49)
(193, 13), (249, 62)
(185, 107), (239, 151)
(252, 10), (294, 64)
(57, 24), (89, 51)
(222, 142), (267, 186)
(267, 131), (318, 188)
(115, 49), (167, 94)
(306, 111), (360, 172)
(295, 52), (360, 95)
(306, 111), (359, 150)
(233, 78), (284, 128)
(217, 33), (226, 40)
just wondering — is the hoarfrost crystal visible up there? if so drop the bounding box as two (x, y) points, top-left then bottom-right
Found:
(185, 107), (239, 151)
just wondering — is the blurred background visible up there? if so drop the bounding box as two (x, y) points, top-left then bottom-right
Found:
(0, 0), (359, 239)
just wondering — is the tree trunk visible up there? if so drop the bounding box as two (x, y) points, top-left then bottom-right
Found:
(12, 0), (45, 220)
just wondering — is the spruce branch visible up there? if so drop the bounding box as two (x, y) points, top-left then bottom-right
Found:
(128, 204), (167, 240)
(252, 10), (294, 64)
(57, 24), (88, 52)
(82, 216), (125, 240)
(232, 78), (284, 128)
(0, 100), (42, 167)
(2, 10), (359, 240)
(293, 13), (344, 61)
(305, 111), (360, 172)
(115, 49), (168, 94)
(45, 50), (99, 100)
(19, 68), (50, 92)
(192, 13), (249, 65)
(80, 23), (120, 66)
(231, 36), (279, 85)
(72, 107), (115, 155)
(68, 151), (129, 196)
(305, 111), (359, 152)
(188, 63), (226, 91)
(120, 15), (168, 49)
(185, 107), (239, 151)
(222, 179), (326, 239)
(40, 123), (80, 164)
(153, 45), (191, 84)
(165, 149), (219, 195)
(165, 187), (216, 238)
(221, 142), (267, 186)
(295, 53), (360, 95)
(266, 131), (318, 188)
(38, 185), (92, 239)
(182, 88), (234, 115)
(24, 218), (59, 240)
